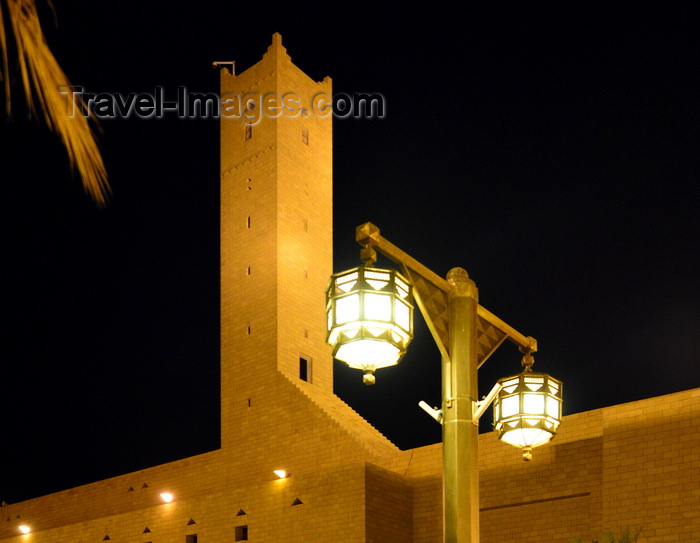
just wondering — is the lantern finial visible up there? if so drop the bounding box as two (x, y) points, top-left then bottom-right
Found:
(521, 353), (535, 373)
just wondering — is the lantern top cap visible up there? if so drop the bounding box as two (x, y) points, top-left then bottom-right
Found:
(521, 353), (535, 372)
(329, 264), (411, 283)
(497, 369), (561, 383)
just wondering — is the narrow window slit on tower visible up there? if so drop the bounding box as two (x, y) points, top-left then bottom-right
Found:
(304, 269), (308, 279)
(235, 525), (248, 541)
(247, 266), (251, 275)
(247, 398), (251, 407)
(303, 219), (308, 232)
(246, 216), (251, 229)
(245, 124), (252, 140)
(247, 325), (251, 335)
(299, 356), (312, 383)
(304, 329), (308, 338)
(302, 127), (309, 145)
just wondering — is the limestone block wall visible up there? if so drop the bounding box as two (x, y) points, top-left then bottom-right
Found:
(365, 464), (413, 542)
(2, 463), (370, 543)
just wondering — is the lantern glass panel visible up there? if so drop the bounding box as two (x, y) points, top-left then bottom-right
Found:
(502, 427), (552, 448)
(336, 339), (401, 369)
(523, 393), (545, 415)
(395, 299), (410, 330)
(364, 292), (392, 321)
(365, 270), (390, 282)
(336, 294), (360, 324)
(501, 395), (520, 418)
(336, 272), (358, 293)
(547, 397), (560, 418)
(365, 270), (390, 291)
(395, 277), (409, 298)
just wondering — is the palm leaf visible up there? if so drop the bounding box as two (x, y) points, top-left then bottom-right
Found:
(0, 1), (10, 114)
(1, 0), (110, 205)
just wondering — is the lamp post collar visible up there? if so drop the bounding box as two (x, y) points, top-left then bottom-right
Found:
(446, 267), (478, 300)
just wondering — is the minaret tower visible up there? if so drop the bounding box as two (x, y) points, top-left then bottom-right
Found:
(219, 33), (334, 448)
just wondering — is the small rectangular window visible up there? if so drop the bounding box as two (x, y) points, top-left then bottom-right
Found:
(186, 535), (198, 543)
(245, 124), (252, 140)
(235, 525), (249, 541)
(302, 127), (309, 145)
(299, 356), (312, 383)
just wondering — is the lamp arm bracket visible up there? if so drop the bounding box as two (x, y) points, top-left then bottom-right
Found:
(356, 222), (450, 293)
(418, 400), (443, 425)
(472, 382), (503, 425)
(356, 223), (538, 363)
(355, 222), (452, 361)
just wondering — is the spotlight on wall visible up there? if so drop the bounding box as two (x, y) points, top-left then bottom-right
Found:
(160, 492), (174, 503)
(273, 470), (289, 479)
(18, 525), (31, 534)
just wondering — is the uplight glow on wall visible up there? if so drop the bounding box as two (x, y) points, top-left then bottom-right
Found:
(160, 492), (174, 503)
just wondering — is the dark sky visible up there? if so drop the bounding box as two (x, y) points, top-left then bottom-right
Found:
(2, 3), (699, 504)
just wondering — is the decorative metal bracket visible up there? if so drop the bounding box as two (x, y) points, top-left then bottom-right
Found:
(355, 222), (537, 367)
(419, 400), (443, 424)
(472, 382), (503, 426)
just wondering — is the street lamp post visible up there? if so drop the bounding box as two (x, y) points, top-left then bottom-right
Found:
(326, 222), (562, 543)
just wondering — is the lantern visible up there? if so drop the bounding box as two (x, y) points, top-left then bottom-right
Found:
(493, 371), (563, 460)
(325, 266), (413, 384)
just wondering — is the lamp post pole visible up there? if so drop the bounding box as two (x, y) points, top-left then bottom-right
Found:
(443, 268), (480, 542)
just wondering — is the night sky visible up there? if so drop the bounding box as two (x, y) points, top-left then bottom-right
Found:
(2, 4), (699, 504)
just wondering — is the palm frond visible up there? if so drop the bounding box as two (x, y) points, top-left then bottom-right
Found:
(1, 0), (110, 205)
(0, 1), (11, 114)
